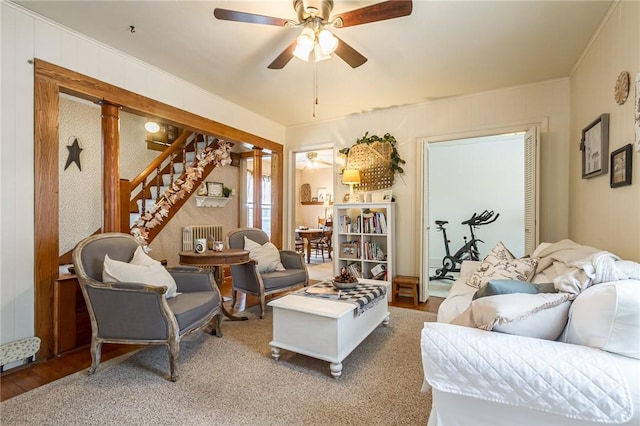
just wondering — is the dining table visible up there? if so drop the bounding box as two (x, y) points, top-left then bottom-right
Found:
(296, 228), (326, 264)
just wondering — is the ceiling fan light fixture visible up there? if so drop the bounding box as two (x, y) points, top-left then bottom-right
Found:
(318, 29), (338, 54)
(293, 27), (315, 61)
(313, 44), (331, 62)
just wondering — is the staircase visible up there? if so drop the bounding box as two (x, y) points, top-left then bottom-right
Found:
(124, 130), (231, 244)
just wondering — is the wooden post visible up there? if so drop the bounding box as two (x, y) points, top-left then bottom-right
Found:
(252, 147), (263, 229)
(101, 101), (121, 232)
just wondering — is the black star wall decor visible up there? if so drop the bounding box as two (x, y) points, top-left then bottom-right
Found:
(64, 137), (83, 171)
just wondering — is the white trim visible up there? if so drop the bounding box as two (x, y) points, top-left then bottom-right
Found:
(417, 118), (547, 300)
(286, 143), (336, 251)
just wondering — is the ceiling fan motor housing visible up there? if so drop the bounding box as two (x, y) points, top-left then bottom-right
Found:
(295, 0), (334, 22)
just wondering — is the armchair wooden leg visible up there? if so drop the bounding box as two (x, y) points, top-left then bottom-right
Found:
(231, 289), (237, 307)
(211, 314), (222, 337)
(259, 294), (266, 319)
(88, 339), (102, 375)
(168, 340), (179, 382)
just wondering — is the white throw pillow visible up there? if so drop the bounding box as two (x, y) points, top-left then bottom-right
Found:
(452, 292), (571, 341)
(244, 236), (285, 273)
(564, 280), (640, 359)
(102, 249), (178, 298)
(466, 241), (538, 289)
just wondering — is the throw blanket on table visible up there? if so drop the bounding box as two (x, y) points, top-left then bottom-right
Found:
(299, 281), (386, 315)
(536, 239), (640, 298)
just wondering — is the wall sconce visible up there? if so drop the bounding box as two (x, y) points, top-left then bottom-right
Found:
(342, 169), (361, 202)
(145, 121), (160, 133)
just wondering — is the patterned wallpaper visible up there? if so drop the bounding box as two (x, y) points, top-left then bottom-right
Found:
(58, 97), (102, 255)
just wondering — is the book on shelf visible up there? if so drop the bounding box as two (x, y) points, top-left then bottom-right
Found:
(347, 262), (362, 278)
(305, 286), (341, 299)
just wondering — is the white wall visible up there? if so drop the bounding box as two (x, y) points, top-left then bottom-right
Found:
(569, 0), (640, 262)
(0, 2), (284, 348)
(286, 79), (571, 279)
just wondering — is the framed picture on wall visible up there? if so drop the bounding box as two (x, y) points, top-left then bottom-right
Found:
(580, 113), (609, 179)
(206, 181), (224, 197)
(610, 144), (632, 188)
(317, 187), (327, 201)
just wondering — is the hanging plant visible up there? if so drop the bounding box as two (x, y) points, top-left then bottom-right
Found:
(339, 132), (406, 177)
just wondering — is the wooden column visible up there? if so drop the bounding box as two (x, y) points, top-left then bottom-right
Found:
(101, 101), (121, 232)
(270, 151), (283, 248)
(252, 147), (263, 229)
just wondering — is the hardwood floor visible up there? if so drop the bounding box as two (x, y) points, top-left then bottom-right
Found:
(1, 278), (442, 402)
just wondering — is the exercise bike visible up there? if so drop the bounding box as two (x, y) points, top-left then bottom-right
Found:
(429, 210), (499, 281)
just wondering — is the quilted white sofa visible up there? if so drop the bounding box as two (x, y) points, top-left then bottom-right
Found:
(421, 240), (640, 426)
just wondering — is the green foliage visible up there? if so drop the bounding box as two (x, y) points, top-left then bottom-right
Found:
(339, 132), (406, 176)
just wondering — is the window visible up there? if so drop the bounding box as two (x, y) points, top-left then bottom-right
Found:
(246, 163), (272, 238)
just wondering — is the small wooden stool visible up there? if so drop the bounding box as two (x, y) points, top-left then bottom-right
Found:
(392, 275), (420, 306)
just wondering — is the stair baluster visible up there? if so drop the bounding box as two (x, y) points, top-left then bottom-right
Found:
(155, 165), (162, 202)
(141, 179), (147, 214)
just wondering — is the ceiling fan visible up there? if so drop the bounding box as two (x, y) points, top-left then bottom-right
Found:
(303, 151), (333, 168)
(213, 0), (413, 69)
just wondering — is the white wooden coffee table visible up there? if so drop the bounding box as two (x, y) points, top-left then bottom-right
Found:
(268, 279), (390, 378)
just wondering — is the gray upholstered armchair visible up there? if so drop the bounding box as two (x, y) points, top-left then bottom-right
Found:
(72, 233), (222, 381)
(226, 228), (308, 319)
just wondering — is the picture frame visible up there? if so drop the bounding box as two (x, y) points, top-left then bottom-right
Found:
(317, 187), (327, 201)
(206, 181), (224, 197)
(382, 190), (393, 202)
(580, 113), (609, 179)
(610, 144), (632, 188)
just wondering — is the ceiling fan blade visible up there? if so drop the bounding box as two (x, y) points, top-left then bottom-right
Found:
(267, 40), (297, 69)
(213, 8), (292, 27)
(333, 36), (367, 68)
(333, 0), (412, 27)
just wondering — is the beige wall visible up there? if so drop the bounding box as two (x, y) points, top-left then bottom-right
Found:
(569, 0), (640, 262)
(286, 78), (571, 277)
(295, 167), (334, 228)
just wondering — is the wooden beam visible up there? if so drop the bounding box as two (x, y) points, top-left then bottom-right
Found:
(35, 60), (282, 153)
(34, 75), (60, 361)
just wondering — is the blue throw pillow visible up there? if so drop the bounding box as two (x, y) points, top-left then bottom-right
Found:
(472, 279), (556, 300)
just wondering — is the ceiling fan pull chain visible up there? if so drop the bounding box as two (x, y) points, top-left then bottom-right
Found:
(313, 62), (318, 117)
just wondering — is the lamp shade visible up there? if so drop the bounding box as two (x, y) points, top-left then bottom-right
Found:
(342, 169), (361, 184)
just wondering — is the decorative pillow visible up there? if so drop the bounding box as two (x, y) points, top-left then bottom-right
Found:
(102, 249), (178, 298)
(452, 292), (571, 340)
(466, 241), (538, 289)
(473, 279), (556, 300)
(564, 280), (640, 359)
(244, 236), (285, 273)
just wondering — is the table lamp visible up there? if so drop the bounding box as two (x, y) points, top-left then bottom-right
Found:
(323, 197), (331, 222)
(342, 169), (361, 202)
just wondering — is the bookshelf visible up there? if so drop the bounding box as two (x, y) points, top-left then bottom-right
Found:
(334, 202), (395, 285)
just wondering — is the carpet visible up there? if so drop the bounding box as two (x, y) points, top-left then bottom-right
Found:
(1, 306), (435, 425)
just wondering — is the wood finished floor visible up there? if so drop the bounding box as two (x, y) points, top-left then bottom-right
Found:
(1, 279), (442, 402)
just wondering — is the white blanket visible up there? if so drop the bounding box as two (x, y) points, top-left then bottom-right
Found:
(535, 239), (640, 298)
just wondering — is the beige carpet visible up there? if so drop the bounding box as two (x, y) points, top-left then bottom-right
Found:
(1, 306), (435, 425)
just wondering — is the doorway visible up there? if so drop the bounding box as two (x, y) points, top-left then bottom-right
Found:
(290, 146), (335, 281)
(420, 126), (539, 299)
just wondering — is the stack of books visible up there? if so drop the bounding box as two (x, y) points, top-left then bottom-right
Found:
(305, 286), (341, 299)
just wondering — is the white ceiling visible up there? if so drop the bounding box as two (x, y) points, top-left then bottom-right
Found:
(14, 1), (612, 127)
